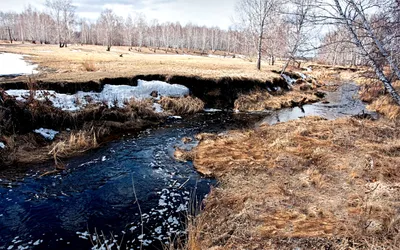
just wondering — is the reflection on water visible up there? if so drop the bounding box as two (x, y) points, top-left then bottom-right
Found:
(261, 83), (376, 125)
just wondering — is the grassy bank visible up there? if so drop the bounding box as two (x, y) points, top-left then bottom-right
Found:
(179, 68), (400, 249)
(189, 115), (400, 249)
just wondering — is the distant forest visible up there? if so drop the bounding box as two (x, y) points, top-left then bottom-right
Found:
(1, 0), (399, 71)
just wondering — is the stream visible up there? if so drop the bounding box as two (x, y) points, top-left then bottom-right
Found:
(0, 83), (374, 250)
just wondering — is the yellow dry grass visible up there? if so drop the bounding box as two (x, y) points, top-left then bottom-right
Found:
(49, 130), (98, 167)
(159, 96), (205, 115)
(188, 116), (400, 249)
(357, 76), (400, 120)
(234, 88), (321, 111)
(0, 43), (281, 83)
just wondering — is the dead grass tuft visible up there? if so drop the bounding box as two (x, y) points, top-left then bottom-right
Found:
(368, 96), (400, 120)
(356, 75), (400, 120)
(357, 78), (385, 102)
(82, 59), (97, 72)
(159, 96), (204, 115)
(49, 129), (98, 167)
(234, 89), (321, 111)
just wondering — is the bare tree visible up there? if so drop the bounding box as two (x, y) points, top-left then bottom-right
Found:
(46, 0), (75, 47)
(328, 0), (400, 104)
(236, 0), (281, 70)
(99, 9), (120, 51)
(281, 0), (314, 73)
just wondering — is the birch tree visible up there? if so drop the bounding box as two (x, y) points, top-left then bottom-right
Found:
(236, 0), (281, 70)
(281, 0), (314, 73)
(99, 9), (120, 51)
(327, 0), (400, 104)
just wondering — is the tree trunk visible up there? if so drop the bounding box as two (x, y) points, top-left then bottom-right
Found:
(257, 33), (263, 70)
(350, 1), (400, 81)
(7, 27), (12, 44)
(334, 0), (400, 105)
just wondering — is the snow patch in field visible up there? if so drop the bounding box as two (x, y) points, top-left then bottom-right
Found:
(5, 80), (189, 112)
(0, 142), (5, 149)
(0, 53), (38, 76)
(34, 128), (59, 140)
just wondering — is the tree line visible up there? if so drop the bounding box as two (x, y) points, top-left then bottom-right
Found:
(0, 1), (254, 55)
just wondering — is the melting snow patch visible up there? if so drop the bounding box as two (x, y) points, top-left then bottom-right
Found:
(295, 72), (307, 79)
(176, 203), (187, 213)
(153, 103), (164, 113)
(6, 80), (189, 112)
(0, 53), (38, 76)
(0, 142), (5, 149)
(34, 128), (59, 140)
(281, 74), (296, 87)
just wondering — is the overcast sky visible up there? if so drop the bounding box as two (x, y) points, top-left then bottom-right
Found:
(0, 0), (237, 29)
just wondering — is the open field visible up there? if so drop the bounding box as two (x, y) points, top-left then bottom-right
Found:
(0, 43), (281, 83)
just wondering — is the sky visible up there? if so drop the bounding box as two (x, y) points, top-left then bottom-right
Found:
(0, 0), (237, 29)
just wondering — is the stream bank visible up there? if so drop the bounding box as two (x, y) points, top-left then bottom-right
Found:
(186, 84), (400, 249)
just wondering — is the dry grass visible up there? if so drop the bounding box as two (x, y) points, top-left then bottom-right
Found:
(357, 76), (400, 120)
(49, 130), (98, 168)
(82, 59), (97, 72)
(187, 116), (400, 249)
(0, 43), (282, 83)
(234, 88), (321, 111)
(159, 96), (205, 115)
(368, 96), (400, 120)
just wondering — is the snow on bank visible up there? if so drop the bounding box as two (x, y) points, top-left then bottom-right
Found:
(0, 53), (38, 76)
(0, 142), (5, 149)
(34, 128), (59, 140)
(5, 80), (189, 112)
(281, 74), (296, 87)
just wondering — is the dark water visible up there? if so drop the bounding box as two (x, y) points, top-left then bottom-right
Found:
(0, 113), (264, 250)
(0, 83), (373, 250)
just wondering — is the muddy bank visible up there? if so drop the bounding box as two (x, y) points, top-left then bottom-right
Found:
(0, 70), (325, 168)
(0, 74), (289, 109)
